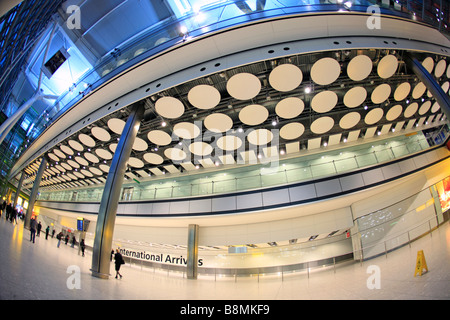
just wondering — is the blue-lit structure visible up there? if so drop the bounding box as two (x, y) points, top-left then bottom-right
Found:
(1, 0), (450, 281)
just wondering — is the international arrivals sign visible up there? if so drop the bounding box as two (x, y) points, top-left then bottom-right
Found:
(118, 248), (204, 267)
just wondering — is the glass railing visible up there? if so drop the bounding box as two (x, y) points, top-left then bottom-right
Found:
(353, 174), (449, 260)
(28, 0), (449, 147)
(38, 131), (444, 202)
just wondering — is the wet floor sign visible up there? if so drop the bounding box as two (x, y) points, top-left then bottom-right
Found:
(414, 250), (428, 277)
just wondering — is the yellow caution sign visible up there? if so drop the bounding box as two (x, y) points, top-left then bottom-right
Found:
(414, 250), (428, 277)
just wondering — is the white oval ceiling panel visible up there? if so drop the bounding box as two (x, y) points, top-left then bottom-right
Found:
(107, 118), (125, 134)
(128, 157), (144, 168)
(67, 159), (80, 169)
(55, 165), (66, 172)
(84, 152), (99, 163)
(75, 156), (89, 166)
(53, 149), (66, 159)
(275, 97), (304, 119)
(95, 148), (113, 160)
(226, 73), (261, 100)
(422, 57), (434, 73)
(371, 83), (391, 104)
(173, 122), (201, 139)
(48, 153), (59, 162)
(339, 112), (361, 129)
(239, 104), (268, 126)
(418, 101), (431, 115)
(431, 102), (440, 113)
(188, 84), (221, 110)
(434, 59), (446, 78)
(347, 55), (372, 81)
(269, 64), (303, 92)
(441, 81), (449, 93)
(155, 96), (185, 119)
(216, 135), (242, 151)
(91, 126), (111, 142)
(81, 169), (93, 177)
(310, 57), (341, 85)
(204, 113), (233, 133)
(164, 147), (187, 161)
(60, 145), (74, 156)
(78, 133), (95, 147)
(393, 82), (411, 101)
(132, 137), (148, 151)
(311, 91), (338, 113)
(109, 143), (117, 153)
(343, 86), (367, 108)
(386, 105), (403, 121)
(147, 130), (172, 146)
(61, 162), (72, 171)
(247, 129), (273, 145)
(99, 164), (110, 173)
(412, 82), (426, 99)
(404, 102), (418, 118)
(364, 108), (384, 125)
(311, 117), (334, 134)
(280, 122), (305, 140)
(89, 167), (103, 176)
(143, 152), (164, 164)
(189, 141), (213, 156)
(377, 55), (398, 79)
(68, 139), (84, 151)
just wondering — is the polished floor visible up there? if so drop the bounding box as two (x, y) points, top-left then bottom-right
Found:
(0, 216), (449, 301)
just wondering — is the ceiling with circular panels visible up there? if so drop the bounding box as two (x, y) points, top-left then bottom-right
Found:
(27, 48), (449, 191)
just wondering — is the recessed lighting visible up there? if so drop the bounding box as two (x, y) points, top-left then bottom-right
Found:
(304, 87), (311, 94)
(161, 121), (167, 127)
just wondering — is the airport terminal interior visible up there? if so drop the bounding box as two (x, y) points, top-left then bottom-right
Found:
(0, 0), (449, 301)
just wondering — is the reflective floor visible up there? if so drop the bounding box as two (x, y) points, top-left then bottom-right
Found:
(0, 216), (449, 301)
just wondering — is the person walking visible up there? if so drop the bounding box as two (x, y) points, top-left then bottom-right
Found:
(80, 239), (86, 257)
(36, 221), (42, 237)
(56, 232), (63, 248)
(45, 226), (50, 240)
(114, 249), (124, 279)
(29, 217), (37, 243)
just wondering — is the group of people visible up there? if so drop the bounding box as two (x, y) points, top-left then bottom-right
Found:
(0, 200), (24, 224)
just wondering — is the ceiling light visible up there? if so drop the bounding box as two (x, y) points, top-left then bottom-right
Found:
(161, 121), (167, 127)
(304, 87), (311, 94)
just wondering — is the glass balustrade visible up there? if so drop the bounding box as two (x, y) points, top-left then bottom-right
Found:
(38, 131), (445, 203)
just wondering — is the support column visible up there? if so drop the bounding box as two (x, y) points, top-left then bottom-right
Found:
(187, 224), (199, 279)
(13, 170), (25, 208)
(24, 157), (47, 229)
(91, 102), (144, 279)
(405, 53), (450, 121)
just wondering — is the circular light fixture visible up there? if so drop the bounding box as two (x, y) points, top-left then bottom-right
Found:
(226, 73), (261, 100)
(339, 112), (361, 129)
(275, 97), (304, 119)
(188, 84), (221, 109)
(204, 113), (233, 133)
(155, 96), (185, 119)
(311, 91), (338, 113)
(147, 130), (172, 146)
(107, 118), (126, 135)
(91, 127), (111, 142)
(132, 137), (148, 151)
(68, 140), (84, 151)
(268, 64), (303, 92)
(364, 108), (384, 125)
(143, 153), (164, 164)
(239, 104), (268, 126)
(412, 82), (426, 99)
(311, 117), (334, 134)
(386, 105), (403, 121)
(173, 122), (201, 139)
(393, 82), (411, 101)
(128, 157), (144, 168)
(404, 102), (418, 118)
(310, 57), (341, 85)
(280, 122), (305, 140)
(377, 55), (398, 79)
(371, 83), (391, 104)
(164, 147), (187, 161)
(247, 129), (273, 145)
(343, 86), (367, 108)
(347, 55), (373, 81)
(188, 141), (213, 156)
(78, 133), (95, 148)
(216, 135), (242, 151)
